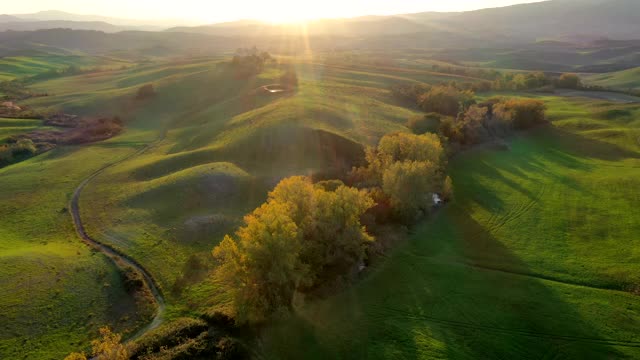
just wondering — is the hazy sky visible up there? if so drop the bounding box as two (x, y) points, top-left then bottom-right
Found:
(5, 0), (546, 23)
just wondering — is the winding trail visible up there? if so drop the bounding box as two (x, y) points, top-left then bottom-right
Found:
(69, 135), (166, 342)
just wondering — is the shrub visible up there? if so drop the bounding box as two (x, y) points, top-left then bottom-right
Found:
(121, 267), (145, 294)
(130, 318), (209, 358)
(390, 83), (431, 104)
(136, 84), (156, 100)
(407, 113), (443, 134)
(495, 99), (546, 129)
(216, 336), (246, 360)
(11, 138), (36, 157)
(557, 73), (582, 89)
(280, 69), (298, 87)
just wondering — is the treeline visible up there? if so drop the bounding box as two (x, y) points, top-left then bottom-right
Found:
(440, 98), (547, 145)
(230, 47), (272, 79)
(65, 317), (246, 360)
(212, 131), (451, 324)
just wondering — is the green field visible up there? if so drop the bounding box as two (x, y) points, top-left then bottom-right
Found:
(0, 144), (154, 359)
(258, 95), (640, 358)
(0, 117), (48, 142)
(0, 55), (131, 81)
(2, 53), (640, 358)
(585, 67), (640, 91)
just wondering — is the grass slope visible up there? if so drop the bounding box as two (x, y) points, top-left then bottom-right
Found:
(259, 96), (640, 359)
(27, 58), (456, 322)
(0, 55), (131, 81)
(0, 117), (48, 142)
(0, 144), (153, 359)
(585, 67), (640, 91)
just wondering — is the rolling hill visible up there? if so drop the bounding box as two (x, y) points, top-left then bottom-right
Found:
(168, 0), (640, 42)
(585, 67), (640, 91)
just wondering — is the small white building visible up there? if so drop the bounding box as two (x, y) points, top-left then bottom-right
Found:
(432, 193), (443, 206)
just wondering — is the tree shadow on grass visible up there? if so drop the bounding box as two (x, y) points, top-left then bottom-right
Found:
(259, 125), (640, 359)
(260, 207), (639, 359)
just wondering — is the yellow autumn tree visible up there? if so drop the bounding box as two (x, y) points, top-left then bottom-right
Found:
(212, 176), (374, 323)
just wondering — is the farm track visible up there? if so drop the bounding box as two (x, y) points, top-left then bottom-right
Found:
(484, 183), (547, 233)
(69, 130), (167, 342)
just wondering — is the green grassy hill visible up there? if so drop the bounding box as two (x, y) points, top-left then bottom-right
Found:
(1, 55), (467, 356)
(0, 55), (131, 81)
(258, 95), (640, 359)
(585, 67), (640, 91)
(0, 145), (154, 359)
(3, 52), (640, 358)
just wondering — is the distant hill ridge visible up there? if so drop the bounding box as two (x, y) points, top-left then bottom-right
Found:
(167, 0), (640, 41)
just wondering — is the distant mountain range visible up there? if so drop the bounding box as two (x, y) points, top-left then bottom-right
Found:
(167, 0), (640, 42)
(0, 10), (201, 32)
(0, 0), (639, 69)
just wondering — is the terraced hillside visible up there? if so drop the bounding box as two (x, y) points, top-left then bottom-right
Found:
(259, 95), (640, 359)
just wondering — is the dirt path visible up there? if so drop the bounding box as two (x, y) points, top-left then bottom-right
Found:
(69, 135), (166, 342)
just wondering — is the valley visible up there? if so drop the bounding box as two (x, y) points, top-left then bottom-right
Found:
(1, 1), (640, 359)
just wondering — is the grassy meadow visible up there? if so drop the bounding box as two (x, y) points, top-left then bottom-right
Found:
(0, 55), (132, 81)
(0, 144), (154, 359)
(585, 67), (640, 92)
(2, 52), (640, 359)
(258, 95), (640, 359)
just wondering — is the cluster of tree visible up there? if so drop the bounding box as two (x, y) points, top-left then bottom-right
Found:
(492, 72), (551, 91)
(66, 316), (246, 360)
(0, 138), (37, 167)
(407, 113), (447, 135)
(230, 48), (272, 79)
(212, 176), (374, 323)
(65, 327), (129, 360)
(1, 116), (124, 169)
(439, 98), (547, 145)
(350, 133), (451, 222)
(391, 84), (475, 116)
